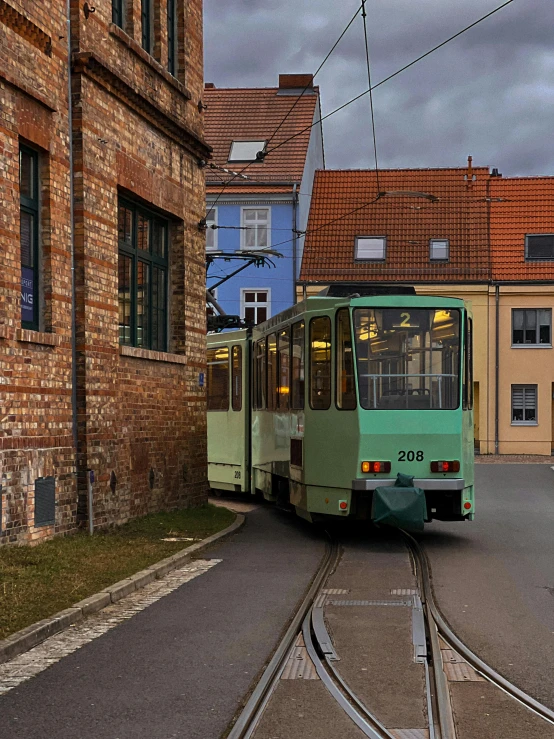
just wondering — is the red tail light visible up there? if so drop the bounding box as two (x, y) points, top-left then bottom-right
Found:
(361, 461), (391, 474)
(430, 460), (460, 473)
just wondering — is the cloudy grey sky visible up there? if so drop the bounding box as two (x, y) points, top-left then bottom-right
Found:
(203, 0), (554, 177)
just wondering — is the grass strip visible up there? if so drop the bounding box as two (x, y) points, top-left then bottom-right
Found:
(0, 504), (236, 640)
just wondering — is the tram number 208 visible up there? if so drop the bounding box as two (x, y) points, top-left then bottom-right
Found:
(398, 450), (424, 462)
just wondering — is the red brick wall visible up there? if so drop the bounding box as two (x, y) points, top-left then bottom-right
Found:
(0, 0), (210, 544)
(0, 2), (76, 544)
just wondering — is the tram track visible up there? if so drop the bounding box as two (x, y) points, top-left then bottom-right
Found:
(403, 532), (554, 732)
(227, 528), (554, 739)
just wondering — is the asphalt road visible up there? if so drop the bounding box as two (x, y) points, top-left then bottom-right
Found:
(421, 463), (554, 710)
(0, 505), (325, 739)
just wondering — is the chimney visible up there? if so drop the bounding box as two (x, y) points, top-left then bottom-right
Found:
(491, 168), (502, 177)
(204, 82), (215, 89)
(278, 73), (314, 90)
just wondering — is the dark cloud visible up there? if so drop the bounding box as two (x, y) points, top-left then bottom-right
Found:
(204, 0), (554, 176)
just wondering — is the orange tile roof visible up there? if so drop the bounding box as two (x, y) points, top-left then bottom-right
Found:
(204, 85), (319, 185)
(489, 177), (554, 281)
(300, 168), (491, 283)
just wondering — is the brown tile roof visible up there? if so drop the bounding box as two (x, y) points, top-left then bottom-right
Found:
(489, 177), (554, 281)
(203, 84), (319, 185)
(300, 168), (491, 283)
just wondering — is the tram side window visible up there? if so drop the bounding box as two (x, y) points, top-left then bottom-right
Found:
(336, 309), (356, 409)
(207, 347), (229, 411)
(463, 316), (473, 410)
(232, 345), (242, 411)
(291, 321), (305, 410)
(310, 316), (331, 410)
(254, 339), (266, 410)
(267, 333), (278, 411)
(278, 328), (290, 410)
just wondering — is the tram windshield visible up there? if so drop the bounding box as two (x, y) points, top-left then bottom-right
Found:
(353, 308), (460, 410)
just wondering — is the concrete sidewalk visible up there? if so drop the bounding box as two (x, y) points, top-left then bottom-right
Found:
(0, 505), (325, 739)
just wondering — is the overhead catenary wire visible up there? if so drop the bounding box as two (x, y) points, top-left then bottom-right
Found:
(265, 0), (515, 158)
(204, 0), (515, 255)
(360, 0), (380, 192)
(265, 1), (363, 149)
(204, 2), (364, 224)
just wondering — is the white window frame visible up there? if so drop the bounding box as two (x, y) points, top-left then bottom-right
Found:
(511, 384), (538, 426)
(206, 207), (218, 251)
(241, 207), (271, 250)
(241, 288), (271, 325)
(430, 239), (450, 261)
(355, 236), (386, 261)
(511, 308), (552, 347)
(228, 140), (267, 163)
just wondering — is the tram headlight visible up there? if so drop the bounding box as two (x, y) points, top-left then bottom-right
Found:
(430, 460), (460, 473)
(361, 461), (391, 474)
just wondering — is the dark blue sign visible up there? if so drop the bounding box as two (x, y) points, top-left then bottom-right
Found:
(199, 372), (205, 389)
(21, 267), (34, 323)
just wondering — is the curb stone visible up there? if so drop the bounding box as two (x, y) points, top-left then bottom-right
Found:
(0, 513), (245, 665)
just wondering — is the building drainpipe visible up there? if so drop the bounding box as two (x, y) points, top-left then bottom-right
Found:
(66, 2), (81, 512)
(292, 183), (298, 305)
(495, 283), (500, 454)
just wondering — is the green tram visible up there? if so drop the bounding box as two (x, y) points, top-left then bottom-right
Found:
(207, 290), (474, 524)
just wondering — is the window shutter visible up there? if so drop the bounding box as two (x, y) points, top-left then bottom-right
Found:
(512, 387), (524, 409)
(524, 387), (536, 408)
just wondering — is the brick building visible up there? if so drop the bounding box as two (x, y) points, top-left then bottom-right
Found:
(0, 0), (210, 545)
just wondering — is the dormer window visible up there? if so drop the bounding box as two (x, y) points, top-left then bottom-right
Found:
(526, 234), (554, 261)
(430, 239), (449, 261)
(228, 140), (267, 163)
(355, 236), (386, 261)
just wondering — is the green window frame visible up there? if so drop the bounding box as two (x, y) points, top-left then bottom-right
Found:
(336, 309), (356, 409)
(20, 145), (40, 330)
(207, 347), (229, 411)
(118, 199), (168, 351)
(253, 338), (266, 410)
(112, 0), (124, 27)
(141, 0), (152, 53)
(291, 320), (305, 410)
(231, 345), (242, 412)
(267, 333), (278, 411)
(309, 316), (332, 410)
(167, 0), (177, 75)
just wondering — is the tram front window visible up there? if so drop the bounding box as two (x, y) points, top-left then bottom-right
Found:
(353, 308), (460, 410)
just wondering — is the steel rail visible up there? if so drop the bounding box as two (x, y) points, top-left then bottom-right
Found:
(403, 531), (554, 728)
(302, 609), (393, 739)
(226, 535), (340, 739)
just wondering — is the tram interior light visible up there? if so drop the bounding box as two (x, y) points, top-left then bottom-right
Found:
(430, 460), (460, 473)
(361, 461), (391, 473)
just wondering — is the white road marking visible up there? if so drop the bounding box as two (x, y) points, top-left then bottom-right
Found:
(0, 559), (220, 696)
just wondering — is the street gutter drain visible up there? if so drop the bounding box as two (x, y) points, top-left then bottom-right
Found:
(327, 600), (413, 607)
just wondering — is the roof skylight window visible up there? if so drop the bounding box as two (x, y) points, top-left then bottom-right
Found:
(355, 237), (386, 261)
(228, 140), (267, 163)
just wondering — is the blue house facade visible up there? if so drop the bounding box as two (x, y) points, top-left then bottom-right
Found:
(204, 74), (324, 323)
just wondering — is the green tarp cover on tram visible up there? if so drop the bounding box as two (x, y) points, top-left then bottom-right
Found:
(372, 473), (427, 532)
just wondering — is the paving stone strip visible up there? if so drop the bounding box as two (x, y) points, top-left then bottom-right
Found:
(0, 559), (221, 695)
(0, 514), (244, 666)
